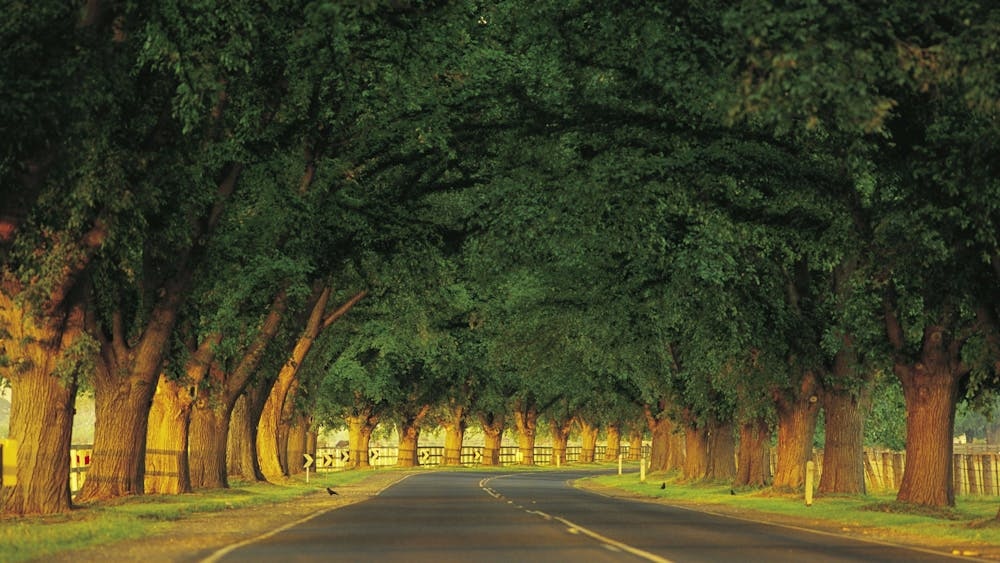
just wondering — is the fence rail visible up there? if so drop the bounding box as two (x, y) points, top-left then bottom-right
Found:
(311, 444), (645, 470)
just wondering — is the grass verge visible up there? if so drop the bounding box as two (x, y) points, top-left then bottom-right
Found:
(584, 472), (1000, 558)
(0, 470), (378, 563)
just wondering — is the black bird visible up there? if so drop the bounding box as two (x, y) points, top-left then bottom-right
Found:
(730, 489), (736, 495)
(326, 487), (339, 495)
(660, 482), (666, 490)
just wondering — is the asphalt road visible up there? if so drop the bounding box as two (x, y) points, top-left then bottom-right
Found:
(204, 469), (968, 563)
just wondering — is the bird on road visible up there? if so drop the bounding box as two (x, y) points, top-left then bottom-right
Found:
(660, 483), (666, 490)
(326, 487), (339, 495)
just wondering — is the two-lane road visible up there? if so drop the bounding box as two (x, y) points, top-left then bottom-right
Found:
(205, 470), (969, 562)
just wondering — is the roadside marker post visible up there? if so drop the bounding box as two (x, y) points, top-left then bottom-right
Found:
(805, 460), (815, 507)
(618, 453), (623, 475)
(1, 439), (17, 487)
(640, 454), (646, 482)
(303, 453), (314, 484)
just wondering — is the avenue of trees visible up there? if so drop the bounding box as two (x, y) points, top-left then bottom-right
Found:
(2, 1), (998, 516)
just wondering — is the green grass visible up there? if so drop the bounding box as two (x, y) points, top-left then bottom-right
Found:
(0, 470), (378, 563)
(586, 472), (1000, 554)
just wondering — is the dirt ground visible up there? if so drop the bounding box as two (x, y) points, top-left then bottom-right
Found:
(45, 472), (1000, 562)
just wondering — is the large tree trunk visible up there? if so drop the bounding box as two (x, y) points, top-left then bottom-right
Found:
(286, 413), (308, 476)
(818, 385), (870, 494)
(894, 326), (964, 507)
(227, 389), (267, 482)
(189, 402), (232, 488)
(772, 371), (821, 491)
(513, 403), (538, 466)
(550, 419), (572, 466)
(682, 423), (709, 481)
(441, 404), (467, 467)
(735, 418), (771, 488)
(479, 412), (505, 467)
(578, 419), (599, 463)
(705, 418), (736, 482)
(397, 405), (430, 468)
(345, 411), (378, 469)
(0, 293), (86, 516)
(645, 408), (674, 473)
(627, 425), (644, 462)
(604, 422), (622, 462)
(144, 375), (193, 495)
(145, 336), (216, 494)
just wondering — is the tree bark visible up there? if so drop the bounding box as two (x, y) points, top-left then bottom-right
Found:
(645, 406), (674, 473)
(705, 418), (736, 482)
(286, 414), (308, 476)
(397, 405), (430, 468)
(604, 422), (622, 462)
(479, 412), (505, 467)
(818, 385), (870, 494)
(772, 371), (821, 491)
(192, 290), (287, 489)
(0, 292), (86, 515)
(682, 423), (709, 481)
(894, 326), (964, 507)
(627, 426), (643, 462)
(513, 402), (538, 465)
(578, 419), (599, 463)
(227, 388), (267, 482)
(550, 418), (572, 466)
(346, 411), (378, 469)
(734, 418), (771, 488)
(441, 404), (467, 467)
(143, 375), (193, 495)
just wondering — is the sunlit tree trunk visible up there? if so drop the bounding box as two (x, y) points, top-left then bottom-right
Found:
(682, 423), (709, 481)
(627, 425), (643, 462)
(578, 419), (599, 463)
(144, 375), (193, 495)
(892, 325), (964, 507)
(397, 405), (430, 468)
(479, 412), (505, 467)
(645, 404), (674, 472)
(818, 385), (870, 495)
(0, 291), (88, 516)
(441, 404), (467, 466)
(705, 418), (736, 482)
(192, 291), (287, 489)
(735, 418), (771, 488)
(604, 422), (622, 462)
(286, 413), (308, 476)
(145, 336), (217, 494)
(513, 401), (538, 465)
(550, 418), (572, 466)
(227, 388), (267, 482)
(772, 371), (821, 491)
(346, 410), (378, 469)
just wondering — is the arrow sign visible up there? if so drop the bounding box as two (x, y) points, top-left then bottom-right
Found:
(303, 453), (314, 469)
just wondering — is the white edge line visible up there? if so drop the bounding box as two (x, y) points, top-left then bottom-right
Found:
(201, 473), (416, 563)
(551, 515), (674, 563)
